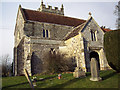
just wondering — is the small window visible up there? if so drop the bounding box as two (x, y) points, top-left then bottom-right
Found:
(43, 29), (50, 38)
(93, 32), (96, 41)
(46, 30), (48, 37)
(43, 29), (45, 37)
(91, 30), (96, 41)
(91, 31), (94, 41)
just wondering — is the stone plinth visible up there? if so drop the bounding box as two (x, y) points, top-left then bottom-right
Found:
(73, 67), (86, 78)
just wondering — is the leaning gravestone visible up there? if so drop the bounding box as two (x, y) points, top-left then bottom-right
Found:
(90, 58), (102, 81)
(24, 69), (34, 89)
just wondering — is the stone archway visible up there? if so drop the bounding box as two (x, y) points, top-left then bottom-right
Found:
(90, 51), (100, 70)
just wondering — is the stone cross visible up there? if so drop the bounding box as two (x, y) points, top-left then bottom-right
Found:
(90, 58), (102, 81)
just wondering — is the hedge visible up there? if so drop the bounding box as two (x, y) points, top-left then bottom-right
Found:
(104, 30), (120, 73)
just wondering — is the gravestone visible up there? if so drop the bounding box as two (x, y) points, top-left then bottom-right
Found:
(24, 69), (34, 89)
(90, 58), (102, 81)
(73, 67), (86, 78)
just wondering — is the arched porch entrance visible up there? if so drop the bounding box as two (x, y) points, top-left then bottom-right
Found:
(90, 51), (100, 70)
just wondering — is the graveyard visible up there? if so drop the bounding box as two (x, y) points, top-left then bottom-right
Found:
(2, 69), (119, 89)
(1, 1), (120, 89)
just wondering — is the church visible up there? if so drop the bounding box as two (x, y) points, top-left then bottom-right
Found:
(14, 1), (111, 76)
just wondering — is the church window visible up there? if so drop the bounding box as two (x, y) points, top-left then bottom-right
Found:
(43, 29), (50, 38)
(46, 30), (48, 37)
(91, 30), (96, 41)
(43, 29), (45, 37)
(93, 32), (96, 41)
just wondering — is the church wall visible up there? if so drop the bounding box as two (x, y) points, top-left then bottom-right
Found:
(14, 8), (25, 47)
(15, 36), (31, 76)
(23, 36), (31, 76)
(16, 38), (25, 75)
(59, 34), (87, 72)
(24, 21), (73, 40)
(30, 38), (64, 75)
(14, 7), (25, 76)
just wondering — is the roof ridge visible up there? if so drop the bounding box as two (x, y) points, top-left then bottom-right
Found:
(22, 8), (86, 22)
(21, 8), (86, 27)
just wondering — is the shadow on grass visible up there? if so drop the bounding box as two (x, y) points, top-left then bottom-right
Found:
(2, 75), (57, 89)
(86, 72), (91, 76)
(48, 77), (85, 88)
(2, 81), (29, 89)
(37, 75), (57, 82)
(86, 70), (117, 80)
(101, 71), (117, 80)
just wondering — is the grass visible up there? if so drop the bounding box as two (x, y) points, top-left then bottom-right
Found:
(2, 70), (120, 89)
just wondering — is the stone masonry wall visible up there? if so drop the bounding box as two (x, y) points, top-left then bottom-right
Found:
(17, 38), (24, 75)
(24, 36), (31, 76)
(24, 21), (73, 40)
(59, 33), (87, 72)
(30, 38), (64, 75)
(14, 7), (25, 76)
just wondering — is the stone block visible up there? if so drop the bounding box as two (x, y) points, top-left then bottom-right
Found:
(73, 67), (86, 78)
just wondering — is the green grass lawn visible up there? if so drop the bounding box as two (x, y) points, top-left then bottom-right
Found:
(2, 70), (120, 89)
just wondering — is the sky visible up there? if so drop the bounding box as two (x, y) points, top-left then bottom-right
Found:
(0, 0), (119, 63)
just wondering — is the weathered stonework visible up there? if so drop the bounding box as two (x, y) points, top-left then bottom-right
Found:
(14, 2), (111, 76)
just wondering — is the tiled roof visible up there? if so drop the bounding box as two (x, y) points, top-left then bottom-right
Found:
(21, 8), (86, 27)
(64, 23), (85, 40)
(101, 28), (112, 32)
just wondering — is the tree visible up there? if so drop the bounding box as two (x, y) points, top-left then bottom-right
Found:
(0, 54), (12, 77)
(114, 1), (120, 29)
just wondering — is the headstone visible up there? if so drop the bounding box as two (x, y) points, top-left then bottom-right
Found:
(90, 58), (102, 81)
(24, 69), (34, 89)
(73, 67), (86, 78)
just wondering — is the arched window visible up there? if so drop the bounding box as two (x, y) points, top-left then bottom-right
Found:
(91, 30), (96, 41)
(46, 30), (48, 38)
(43, 29), (45, 37)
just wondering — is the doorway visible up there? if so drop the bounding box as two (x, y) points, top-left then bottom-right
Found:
(90, 51), (100, 70)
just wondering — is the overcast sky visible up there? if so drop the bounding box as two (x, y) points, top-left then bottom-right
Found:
(0, 0), (118, 63)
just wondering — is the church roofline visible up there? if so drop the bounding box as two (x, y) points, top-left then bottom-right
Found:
(63, 22), (86, 40)
(21, 7), (86, 27)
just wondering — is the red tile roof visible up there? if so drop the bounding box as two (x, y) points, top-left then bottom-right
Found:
(101, 28), (112, 32)
(64, 23), (85, 40)
(22, 8), (86, 27)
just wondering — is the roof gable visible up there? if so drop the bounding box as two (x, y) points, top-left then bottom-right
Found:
(64, 23), (86, 40)
(21, 8), (86, 27)
(101, 28), (112, 32)
(81, 17), (105, 34)
(64, 16), (107, 40)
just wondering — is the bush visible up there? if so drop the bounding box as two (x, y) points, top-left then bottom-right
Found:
(44, 51), (76, 74)
(104, 30), (120, 73)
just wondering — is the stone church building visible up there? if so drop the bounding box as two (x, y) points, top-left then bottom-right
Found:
(14, 1), (111, 76)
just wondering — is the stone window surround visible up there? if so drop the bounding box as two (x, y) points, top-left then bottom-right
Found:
(42, 29), (50, 38)
(90, 30), (97, 41)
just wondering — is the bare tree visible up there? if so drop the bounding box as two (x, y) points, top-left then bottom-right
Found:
(114, 1), (120, 29)
(0, 54), (11, 77)
(43, 50), (76, 74)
